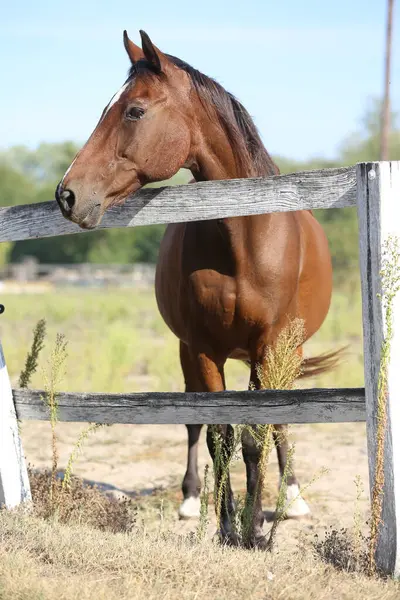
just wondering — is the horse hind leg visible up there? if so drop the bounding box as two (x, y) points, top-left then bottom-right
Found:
(273, 424), (311, 518)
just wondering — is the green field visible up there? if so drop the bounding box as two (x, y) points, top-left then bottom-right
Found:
(1, 282), (364, 393)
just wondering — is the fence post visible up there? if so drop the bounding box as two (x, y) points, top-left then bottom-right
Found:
(0, 339), (31, 508)
(357, 161), (400, 576)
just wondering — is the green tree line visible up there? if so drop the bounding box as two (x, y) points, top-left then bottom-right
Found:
(1, 99), (399, 280)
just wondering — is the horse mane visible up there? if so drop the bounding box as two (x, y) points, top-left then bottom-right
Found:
(128, 56), (279, 178)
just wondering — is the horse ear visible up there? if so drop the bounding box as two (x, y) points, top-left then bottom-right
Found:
(139, 30), (167, 73)
(123, 30), (144, 64)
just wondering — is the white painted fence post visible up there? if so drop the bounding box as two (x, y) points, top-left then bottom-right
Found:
(0, 339), (31, 508)
(357, 161), (400, 576)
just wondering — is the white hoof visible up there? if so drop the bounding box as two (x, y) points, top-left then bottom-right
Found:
(178, 496), (201, 519)
(284, 484), (311, 518)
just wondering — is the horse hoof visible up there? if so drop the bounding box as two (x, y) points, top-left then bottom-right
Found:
(284, 484), (311, 518)
(178, 496), (201, 519)
(245, 535), (269, 551)
(216, 530), (241, 547)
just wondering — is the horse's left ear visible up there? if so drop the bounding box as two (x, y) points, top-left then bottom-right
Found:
(139, 30), (170, 73)
(123, 30), (144, 64)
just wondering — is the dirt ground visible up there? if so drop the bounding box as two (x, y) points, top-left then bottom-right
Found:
(21, 420), (370, 546)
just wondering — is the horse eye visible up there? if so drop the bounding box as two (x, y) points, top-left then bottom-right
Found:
(125, 106), (145, 121)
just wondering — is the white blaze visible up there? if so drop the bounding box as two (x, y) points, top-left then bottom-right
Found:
(61, 156), (77, 184)
(61, 81), (130, 184)
(103, 81), (130, 116)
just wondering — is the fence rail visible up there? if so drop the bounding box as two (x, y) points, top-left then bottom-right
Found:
(13, 387), (366, 425)
(1, 161), (400, 577)
(0, 166), (356, 242)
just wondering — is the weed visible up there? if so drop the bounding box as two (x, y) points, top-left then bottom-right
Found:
(18, 319), (46, 389)
(196, 464), (210, 541)
(41, 333), (68, 508)
(28, 468), (137, 533)
(369, 235), (400, 575)
(61, 423), (105, 492)
(313, 525), (369, 574)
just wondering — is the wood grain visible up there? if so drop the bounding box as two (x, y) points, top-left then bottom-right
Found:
(357, 160), (400, 576)
(13, 387), (366, 425)
(0, 166), (356, 242)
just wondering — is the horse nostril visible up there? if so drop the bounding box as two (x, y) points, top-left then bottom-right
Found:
(62, 189), (75, 210)
(55, 183), (76, 216)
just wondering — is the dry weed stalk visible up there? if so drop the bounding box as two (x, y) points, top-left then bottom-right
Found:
(211, 424), (244, 533)
(196, 464), (210, 541)
(255, 318), (306, 551)
(353, 475), (365, 572)
(369, 234), (400, 575)
(256, 317), (306, 390)
(62, 423), (105, 492)
(313, 475), (368, 574)
(41, 333), (68, 508)
(210, 318), (322, 548)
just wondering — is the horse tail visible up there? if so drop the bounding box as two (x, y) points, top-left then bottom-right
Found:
(298, 347), (346, 379)
(241, 347), (346, 380)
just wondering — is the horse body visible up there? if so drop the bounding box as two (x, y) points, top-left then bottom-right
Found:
(56, 29), (336, 546)
(156, 213), (332, 358)
(156, 205), (332, 531)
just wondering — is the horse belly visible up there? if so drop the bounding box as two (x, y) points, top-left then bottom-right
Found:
(155, 224), (190, 343)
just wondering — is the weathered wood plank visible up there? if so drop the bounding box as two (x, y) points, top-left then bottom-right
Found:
(0, 166), (356, 242)
(357, 161), (400, 577)
(0, 342), (31, 508)
(13, 387), (365, 424)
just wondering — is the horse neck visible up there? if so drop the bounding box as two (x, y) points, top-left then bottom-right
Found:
(190, 110), (276, 182)
(189, 115), (275, 266)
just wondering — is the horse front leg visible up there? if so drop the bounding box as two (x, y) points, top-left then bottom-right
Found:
(179, 342), (204, 519)
(187, 345), (238, 545)
(179, 424), (203, 519)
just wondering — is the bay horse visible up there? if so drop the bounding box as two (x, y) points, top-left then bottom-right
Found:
(55, 30), (338, 548)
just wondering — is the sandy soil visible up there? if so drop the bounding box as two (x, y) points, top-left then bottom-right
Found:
(21, 420), (370, 546)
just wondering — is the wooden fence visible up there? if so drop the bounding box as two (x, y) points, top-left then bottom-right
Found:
(0, 260), (156, 288)
(0, 161), (399, 576)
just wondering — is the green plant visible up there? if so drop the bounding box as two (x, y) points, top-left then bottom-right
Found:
(18, 319), (46, 389)
(211, 424), (244, 534)
(40, 333), (68, 508)
(209, 318), (328, 549)
(61, 423), (105, 492)
(196, 464), (210, 541)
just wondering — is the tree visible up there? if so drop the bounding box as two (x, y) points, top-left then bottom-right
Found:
(2, 103), (399, 271)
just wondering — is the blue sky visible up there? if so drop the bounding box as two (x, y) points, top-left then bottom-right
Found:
(0, 0), (398, 160)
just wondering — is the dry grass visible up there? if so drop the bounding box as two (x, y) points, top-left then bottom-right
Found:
(0, 510), (398, 600)
(0, 283), (373, 595)
(313, 525), (369, 574)
(28, 468), (137, 534)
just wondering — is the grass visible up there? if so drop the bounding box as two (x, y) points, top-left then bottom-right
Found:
(0, 278), (377, 598)
(0, 510), (399, 600)
(0, 282), (364, 393)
